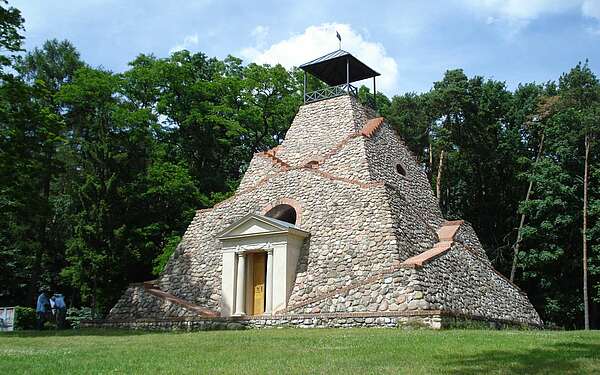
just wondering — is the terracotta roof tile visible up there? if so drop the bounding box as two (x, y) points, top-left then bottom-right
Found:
(359, 117), (385, 138)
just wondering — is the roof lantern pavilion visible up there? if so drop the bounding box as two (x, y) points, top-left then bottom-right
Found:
(299, 49), (380, 105)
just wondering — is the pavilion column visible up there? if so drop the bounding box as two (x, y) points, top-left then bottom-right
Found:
(303, 71), (307, 104)
(265, 249), (274, 314)
(346, 57), (350, 92)
(234, 252), (246, 315)
(373, 76), (377, 108)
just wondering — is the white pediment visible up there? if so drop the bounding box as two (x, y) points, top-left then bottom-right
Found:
(217, 214), (307, 240)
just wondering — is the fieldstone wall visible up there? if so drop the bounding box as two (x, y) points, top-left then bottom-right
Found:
(418, 243), (542, 325)
(87, 310), (537, 331)
(86, 312), (444, 331)
(84, 318), (244, 331)
(237, 153), (283, 191)
(453, 221), (490, 264)
(159, 169), (401, 313)
(384, 185), (438, 259)
(277, 96), (374, 166)
(319, 136), (371, 181)
(285, 266), (422, 315)
(365, 122), (443, 229)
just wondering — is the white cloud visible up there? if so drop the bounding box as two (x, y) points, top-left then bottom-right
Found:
(240, 26), (270, 60)
(463, 0), (573, 20)
(240, 23), (398, 94)
(251, 25), (269, 48)
(170, 34), (200, 53)
(583, 0), (600, 19)
(461, 0), (600, 33)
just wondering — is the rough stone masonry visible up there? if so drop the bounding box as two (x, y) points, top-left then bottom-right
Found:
(102, 95), (542, 330)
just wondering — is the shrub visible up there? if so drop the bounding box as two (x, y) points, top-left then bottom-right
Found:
(13, 306), (36, 330)
(66, 307), (96, 329)
(152, 235), (181, 276)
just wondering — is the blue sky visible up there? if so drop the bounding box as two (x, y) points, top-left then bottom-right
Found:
(13, 0), (600, 95)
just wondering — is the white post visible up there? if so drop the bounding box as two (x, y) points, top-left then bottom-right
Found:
(234, 252), (246, 315)
(265, 249), (274, 314)
(346, 57), (350, 92)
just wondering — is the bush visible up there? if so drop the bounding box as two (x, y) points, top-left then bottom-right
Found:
(66, 307), (96, 329)
(152, 235), (181, 276)
(13, 306), (36, 330)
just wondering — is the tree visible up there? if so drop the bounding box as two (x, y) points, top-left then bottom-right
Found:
(57, 67), (156, 312)
(558, 62), (600, 329)
(510, 95), (559, 282)
(0, 0), (24, 71)
(517, 63), (600, 328)
(9, 39), (85, 304)
(429, 69), (470, 204)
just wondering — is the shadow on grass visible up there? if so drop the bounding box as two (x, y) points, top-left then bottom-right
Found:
(444, 342), (600, 374)
(1, 328), (164, 338)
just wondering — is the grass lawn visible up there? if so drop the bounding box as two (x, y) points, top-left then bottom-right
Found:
(1, 328), (599, 374)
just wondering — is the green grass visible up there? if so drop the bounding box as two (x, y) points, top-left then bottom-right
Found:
(1, 328), (599, 374)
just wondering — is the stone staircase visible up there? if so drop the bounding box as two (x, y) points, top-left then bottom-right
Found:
(142, 281), (219, 317)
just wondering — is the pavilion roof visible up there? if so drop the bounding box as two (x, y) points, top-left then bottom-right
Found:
(299, 50), (380, 86)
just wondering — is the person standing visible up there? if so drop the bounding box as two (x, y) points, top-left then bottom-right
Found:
(49, 294), (56, 323)
(36, 291), (49, 330)
(53, 293), (67, 329)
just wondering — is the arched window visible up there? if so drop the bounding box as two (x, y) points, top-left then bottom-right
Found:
(265, 204), (297, 225)
(396, 163), (407, 177)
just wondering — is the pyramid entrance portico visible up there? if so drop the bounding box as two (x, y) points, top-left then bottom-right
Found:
(100, 50), (542, 330)
(218, 213), (309, 317)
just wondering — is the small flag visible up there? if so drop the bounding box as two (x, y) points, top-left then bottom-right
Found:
(336, 31), (341, 42)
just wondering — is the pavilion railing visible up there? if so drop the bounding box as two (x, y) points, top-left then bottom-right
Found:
(304, 83), (358, 104)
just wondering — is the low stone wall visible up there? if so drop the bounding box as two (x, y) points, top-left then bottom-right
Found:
(83, 318), (243, 331)
(84, 309), (540, 332)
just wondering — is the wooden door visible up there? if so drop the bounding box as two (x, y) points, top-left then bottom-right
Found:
(252, 253), (266, 315)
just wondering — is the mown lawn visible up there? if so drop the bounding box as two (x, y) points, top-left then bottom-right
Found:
(1, 328), (599, 374)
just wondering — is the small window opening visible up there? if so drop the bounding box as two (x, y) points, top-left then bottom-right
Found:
(265, 204), (297, 225)
(396, 163), (407, 177)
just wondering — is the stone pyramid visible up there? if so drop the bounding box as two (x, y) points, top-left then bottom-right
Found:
(107, 95), (541, 329)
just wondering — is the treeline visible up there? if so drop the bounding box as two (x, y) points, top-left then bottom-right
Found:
(1, 1), (599, 328)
